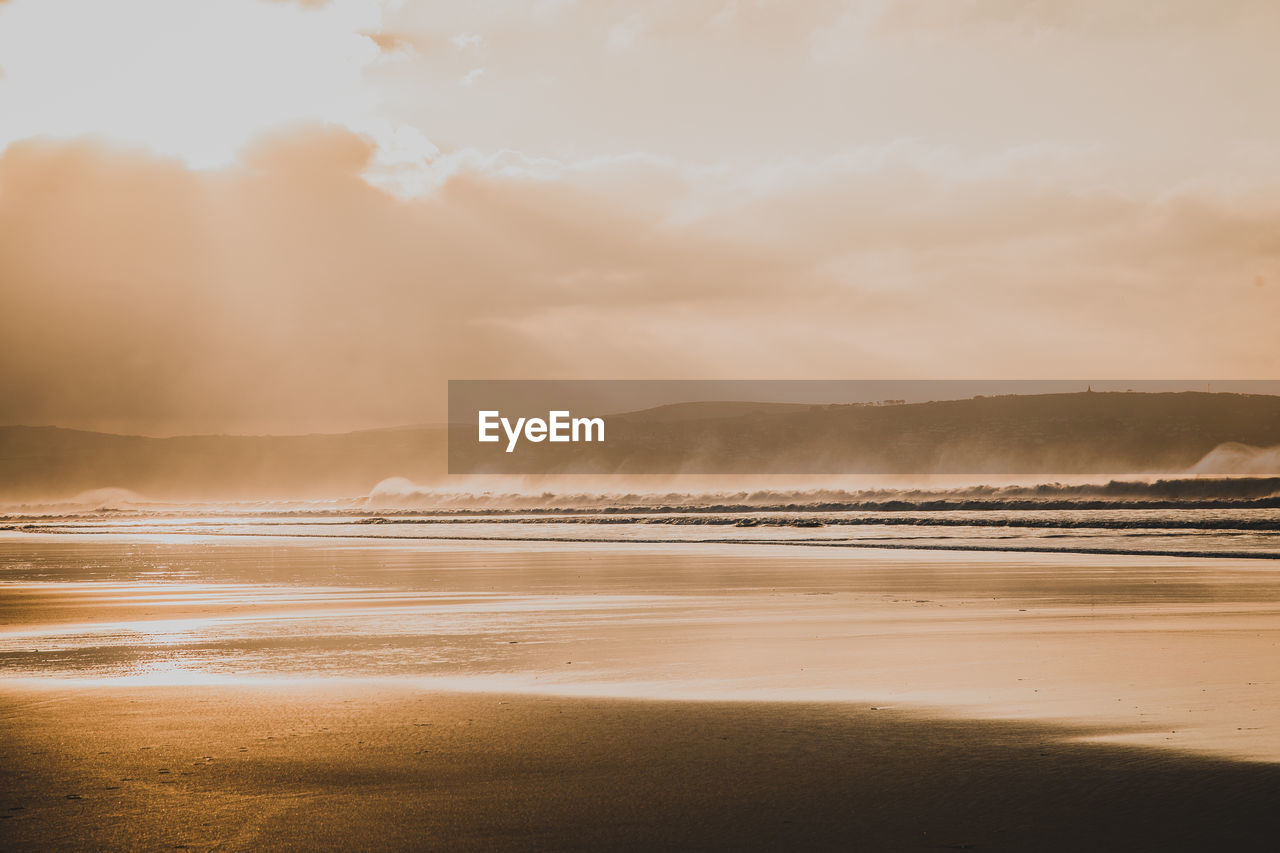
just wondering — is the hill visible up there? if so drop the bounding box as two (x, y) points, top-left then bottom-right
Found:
(3, 392), (1279, 500)
(0, 425), (448, 501)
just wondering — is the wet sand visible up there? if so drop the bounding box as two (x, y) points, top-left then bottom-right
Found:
(2, 536), (1279, 848)
(4, 538), (1279, 761)
(2, 683), (1278, 851)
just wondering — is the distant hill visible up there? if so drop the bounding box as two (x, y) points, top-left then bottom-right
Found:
(0, 425), (448, 501)
(3, 392), (1279, 500)
(609, 401), (815, 423)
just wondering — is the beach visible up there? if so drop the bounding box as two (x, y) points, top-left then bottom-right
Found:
(6, 0), (1279, 846)
(2, 527), (1279, 849)
(4, 684), (1279, 851)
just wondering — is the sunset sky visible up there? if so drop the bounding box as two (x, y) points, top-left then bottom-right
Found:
(2, 0), (1278, 435)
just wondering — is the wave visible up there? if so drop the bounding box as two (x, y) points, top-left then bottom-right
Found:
(5, 475), (1279, 521)
(352, 514), (1280, 532)
(363, 475), (1280, 514)
(1189, 443), (1280, 476)
(7, 487), (154, 514)
(7, 523), (1274, 561)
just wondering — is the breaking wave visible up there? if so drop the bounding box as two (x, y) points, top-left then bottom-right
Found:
(1189, 443), (1280, 476)
(363, 475), (1280, 514)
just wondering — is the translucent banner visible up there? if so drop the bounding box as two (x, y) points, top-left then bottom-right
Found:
(447, 380), (1280, 474)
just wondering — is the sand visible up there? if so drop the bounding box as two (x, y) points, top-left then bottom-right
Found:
(5, 538), (1280, 761)
(3, 536), (1279, 849)
(2, 682), (1277, 852)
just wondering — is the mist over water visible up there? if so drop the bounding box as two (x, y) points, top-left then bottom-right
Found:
(4, 473), (1279, 559)
(5, 474), (1276, 559)
(365, 471), (1280, 511)
(1190, 443), (1280, 475)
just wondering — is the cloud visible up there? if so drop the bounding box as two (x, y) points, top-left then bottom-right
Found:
(0, 0), (411, 168)
(2, 129), (1278, 435)
(365, 30), (416, 55)
(2, 1), (1279, 435)
(0, 130), (814, 433)
(870, 0), (1280, 36)
(607, 14), (645, 50)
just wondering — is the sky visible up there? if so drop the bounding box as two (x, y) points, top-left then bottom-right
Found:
(1, 0), (1278, 435)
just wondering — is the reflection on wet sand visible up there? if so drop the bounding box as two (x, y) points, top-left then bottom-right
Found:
(2, 535), (1278, 762)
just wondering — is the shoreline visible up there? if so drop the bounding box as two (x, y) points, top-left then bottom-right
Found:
(4, 526), (1278, 561)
